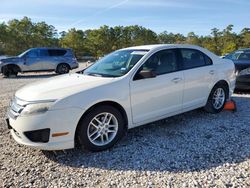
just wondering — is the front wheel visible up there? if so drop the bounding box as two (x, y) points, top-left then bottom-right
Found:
(204, 84), (228, 113)
(2, 66), (18, 77)
(76, 105), (126, 151)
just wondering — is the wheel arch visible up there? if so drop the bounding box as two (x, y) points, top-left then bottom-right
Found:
(56, 62), (71, 70)
(1, 64), (21, 73)
(211, 80), (230, 99)
(74, 100), (128, 141)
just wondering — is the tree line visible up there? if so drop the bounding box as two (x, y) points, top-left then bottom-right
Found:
(0, 17), (249, 58)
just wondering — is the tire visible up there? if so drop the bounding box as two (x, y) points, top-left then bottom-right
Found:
(56, 63), (70, 74)
(204, 84), (228, 114)
(2, 65), (18, 78)
(76, 105), (126, 152)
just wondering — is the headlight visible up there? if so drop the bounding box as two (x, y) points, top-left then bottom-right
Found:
(20, 101), (55, 116)
(238, 68), (250, 76)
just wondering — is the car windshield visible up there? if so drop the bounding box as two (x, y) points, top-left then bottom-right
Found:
(83, 49), (148, 77)
(18, 50), (29, 57)
(225, 51), (243, 60)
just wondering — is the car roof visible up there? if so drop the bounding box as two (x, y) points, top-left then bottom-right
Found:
(238, 48), (250, 52)
(123, 44), (206, 51)
(122, 44), (219, 62)
(30, 47), (72, 51)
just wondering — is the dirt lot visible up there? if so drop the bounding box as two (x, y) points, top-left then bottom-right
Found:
(0, 64), (249, 187)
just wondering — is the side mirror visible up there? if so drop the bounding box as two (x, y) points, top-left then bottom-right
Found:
(135, 69), (157, 80)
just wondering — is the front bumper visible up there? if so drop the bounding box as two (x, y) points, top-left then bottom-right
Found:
(7, 107), (83, 150)
(235, 75), (250, 90)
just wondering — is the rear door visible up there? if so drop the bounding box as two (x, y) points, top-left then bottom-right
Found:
(38, 49), (53, 70)
(47, 49), (68, 69)
(179, 48), (215, 110)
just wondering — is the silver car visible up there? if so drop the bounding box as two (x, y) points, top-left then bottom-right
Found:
(0, 48), (78, 77)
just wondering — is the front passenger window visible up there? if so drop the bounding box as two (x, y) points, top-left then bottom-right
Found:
(136, 49), (178, 78)
(27, 50), (38, 58)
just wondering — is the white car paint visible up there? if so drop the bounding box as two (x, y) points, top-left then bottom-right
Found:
(7, 44), (235, 150)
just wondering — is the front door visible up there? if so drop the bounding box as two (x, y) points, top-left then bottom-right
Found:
(23, 49), (43, 71)
(130, 49), (184, 124)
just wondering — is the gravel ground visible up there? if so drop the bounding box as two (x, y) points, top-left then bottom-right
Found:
(0, 64), (249, 187)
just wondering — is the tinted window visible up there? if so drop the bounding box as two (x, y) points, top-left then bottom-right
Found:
(138, 49), (178, 76)
(48, 49), (67, 56)
(204, 55), (213, 65)
(226, 52), (241, 60)
(27, 50), (38, 58)
(238, 52), (250, 60)
(39, 49), (49, 57)
(181, 49), (211, 69)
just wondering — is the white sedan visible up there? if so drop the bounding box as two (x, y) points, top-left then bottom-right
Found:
(6, 44), (235, 151)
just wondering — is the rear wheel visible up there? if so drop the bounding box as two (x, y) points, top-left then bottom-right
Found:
(204, 84), (228, 113)
(56, 63), (70, 74)
(76, 105), (125, 151)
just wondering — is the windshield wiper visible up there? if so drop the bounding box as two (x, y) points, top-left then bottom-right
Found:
(86, 72), (118, 78)
(87, 73), (104, 77)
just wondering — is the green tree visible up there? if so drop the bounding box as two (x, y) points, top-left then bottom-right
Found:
(240, 28), (250, 48)
(186, 32), (201, 45)
(221, 25), (238, 55)
(158, 31), (185, 44)
(60, 28), (88, 57)
(1, 17), (57, 55)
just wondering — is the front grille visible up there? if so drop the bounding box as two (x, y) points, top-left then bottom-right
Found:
(8, 97), (25, 119)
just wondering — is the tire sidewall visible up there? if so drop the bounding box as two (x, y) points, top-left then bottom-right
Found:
(77, 105), (125, 151)
(205, 84), (228, 113)
(57, 64), (69, 74)
(2, 66), (17, 77)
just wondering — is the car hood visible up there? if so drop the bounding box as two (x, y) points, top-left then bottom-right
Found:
(15, 73), (115, 101)
(1, 56), (20, 62)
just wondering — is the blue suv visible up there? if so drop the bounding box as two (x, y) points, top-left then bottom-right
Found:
(0, 48), (78, 77)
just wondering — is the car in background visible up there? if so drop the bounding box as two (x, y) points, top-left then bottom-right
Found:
(6, 44), (235, 151)
(224, 48), (250, 90)
(0, 55), (9, 60)
(0, 48), (78, 77)
(79, 56), (96, 62)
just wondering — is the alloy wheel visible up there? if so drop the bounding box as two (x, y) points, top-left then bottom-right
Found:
(87, 112), (118, 146)
(212, 88), (225, 109)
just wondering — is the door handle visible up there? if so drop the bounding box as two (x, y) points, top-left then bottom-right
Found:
(171, 78), (182, 83)
(209, 70), (215, 75)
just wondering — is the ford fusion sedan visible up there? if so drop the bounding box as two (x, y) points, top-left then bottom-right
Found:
(6, 44), (235, 151)
(224, 48), (250, 90)
(0, 47), (78, 77)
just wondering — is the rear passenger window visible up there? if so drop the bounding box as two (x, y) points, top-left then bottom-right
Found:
(180, 49), (212, 69)
(48, 50), (67, 56)
(204, 55), (213, 65)
(39, 49), (49, 57)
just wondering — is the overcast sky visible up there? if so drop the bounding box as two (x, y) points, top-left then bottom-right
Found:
(1, 0), (249, 35)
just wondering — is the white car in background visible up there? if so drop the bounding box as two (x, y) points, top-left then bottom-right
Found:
(6, 44), (235, 151)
